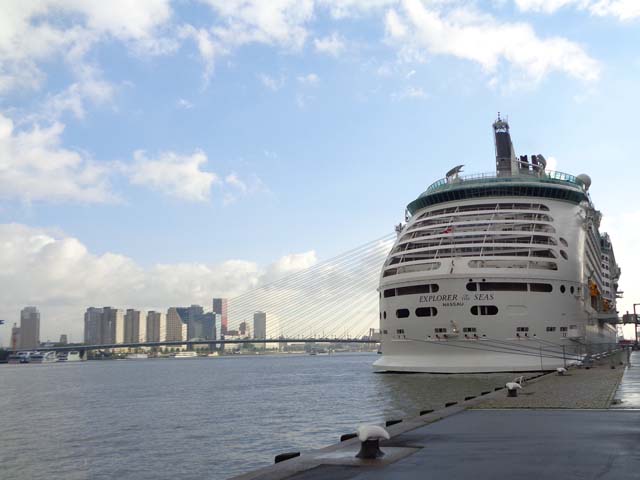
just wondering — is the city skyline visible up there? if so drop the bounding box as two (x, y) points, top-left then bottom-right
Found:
(1, 2), (639, 341)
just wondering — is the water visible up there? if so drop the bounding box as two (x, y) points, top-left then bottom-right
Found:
(1, 353), (515, 479)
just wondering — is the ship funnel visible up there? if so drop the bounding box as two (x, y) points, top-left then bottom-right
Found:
(493, 113), (516, 177)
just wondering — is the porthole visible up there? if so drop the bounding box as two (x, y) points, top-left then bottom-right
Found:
(560, 285), (566, 293)
(559, 238), (568, 247)
(471, 305), (498, 316)
(570, 286), (575, 294)
(560, 250), (568, 260)
(383, 311), (387, 319)
(396, 309), (410, 319)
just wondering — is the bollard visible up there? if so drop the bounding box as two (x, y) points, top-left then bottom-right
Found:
(506, 382), (522, 397)
(355, 425), (390, 459)
(275, 452), (300, 463)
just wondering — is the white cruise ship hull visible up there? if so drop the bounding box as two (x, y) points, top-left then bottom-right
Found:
(376, 118), (621, 373)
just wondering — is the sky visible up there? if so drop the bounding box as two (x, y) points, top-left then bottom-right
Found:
(1, 0), (640, 343)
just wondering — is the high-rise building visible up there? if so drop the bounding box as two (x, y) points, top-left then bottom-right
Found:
(212, 298), (228, 335)
(175, 305), (214, 340)
(102, 307), (124, 344)
(165, 308), (185, 342)
(19, 306), (40, 349)
(239, 321), (247, 336)
(253, 311), (266, 339)
(11, 323), (20, 350)
(124, 309), (146, 343)
(59, 334), (68, 345)
(84, 307), (103, 344)
(146, 311), (163, 343)
(214, 314), (222, 340)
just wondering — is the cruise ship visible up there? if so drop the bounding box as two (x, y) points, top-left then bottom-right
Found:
(374, 116), (621, 373)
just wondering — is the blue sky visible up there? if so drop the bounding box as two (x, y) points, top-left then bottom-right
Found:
(1, 0), (640, 342)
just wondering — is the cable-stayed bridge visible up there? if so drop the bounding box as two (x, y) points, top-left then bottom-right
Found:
(226, 233), (396, 340)
(11, 233), (396, 353)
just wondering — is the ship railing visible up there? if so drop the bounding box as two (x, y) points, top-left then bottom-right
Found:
(424, 170), (587, 195)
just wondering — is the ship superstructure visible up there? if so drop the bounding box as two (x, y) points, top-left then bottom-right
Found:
(374, 116), (621, 373)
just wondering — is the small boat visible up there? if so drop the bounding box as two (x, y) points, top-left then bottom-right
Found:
(30, 351), (58, 364)
(66, 351), (83, 362)
(126, 353), (148, 359)
(8, 352), (29, 364)
(174, 351), (198, 359)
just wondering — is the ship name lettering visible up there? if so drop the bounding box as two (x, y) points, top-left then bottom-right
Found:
(419, 294), (458, 303)
(474, 293), (495, 301)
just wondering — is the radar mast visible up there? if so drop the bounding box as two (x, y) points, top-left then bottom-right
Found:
(493, 113), (517, 177)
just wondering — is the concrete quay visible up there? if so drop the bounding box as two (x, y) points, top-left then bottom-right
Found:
(231, 351), (640, 480)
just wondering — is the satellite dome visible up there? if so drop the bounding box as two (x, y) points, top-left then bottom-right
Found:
(576, 174), (591, 190)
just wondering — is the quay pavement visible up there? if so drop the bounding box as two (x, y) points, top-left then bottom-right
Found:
(232, 351), (640, 480)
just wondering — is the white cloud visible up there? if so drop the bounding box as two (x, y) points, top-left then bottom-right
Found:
(386, 0), (600, 84)
(391, 85), (428, 100)
(128, 150), (218, 202)
(178, 24), (217, 85)
(297, 73), (320, 85)
(314, 32), (346, 56)
(223, 172), (268, 205)
(258, 73), (286, 91)
(176, 98), (194, 109)
(43, 64), (115, 120)
(0, 223), (317, 343)
(319, 0), (399, 19)
(201, 0), (315, 50)
(0, 1), (174, 95)
(515, 0), (640, 20)
(0, 113), (114, 203)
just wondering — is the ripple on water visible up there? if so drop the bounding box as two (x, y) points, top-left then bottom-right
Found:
(0, 354), (514, 479)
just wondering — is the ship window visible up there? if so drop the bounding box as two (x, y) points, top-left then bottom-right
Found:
(569, 325), (577, 329)
(530, 283), (553, 292)
(516, 327), (529, 332)
(559, 237), (568, 247)
(463, 327), (477, 332)
(560, 250), (568, 260)
(434, 328), (447, 333)
(396, 309), (410, 318)
(383, 311), (387, 319)
(477, 282), (527, 292)
(471, 305), (499, 316)
(560, 285), (566, 293)
(546, 326), (556, 332)
(432, 284), (440, 292)
(382, 329), (388, 334)
(384, 289), (396, 298)
(466, 282), (477, 291)
(397, 284), (430, 296)
(560, 327), (568, 332)
(570, 286), (575, 294)
(416, 307), (438, 317)
(396, 329), (405, 334)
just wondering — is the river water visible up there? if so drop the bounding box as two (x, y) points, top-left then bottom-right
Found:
(1, 353), (515, 479)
